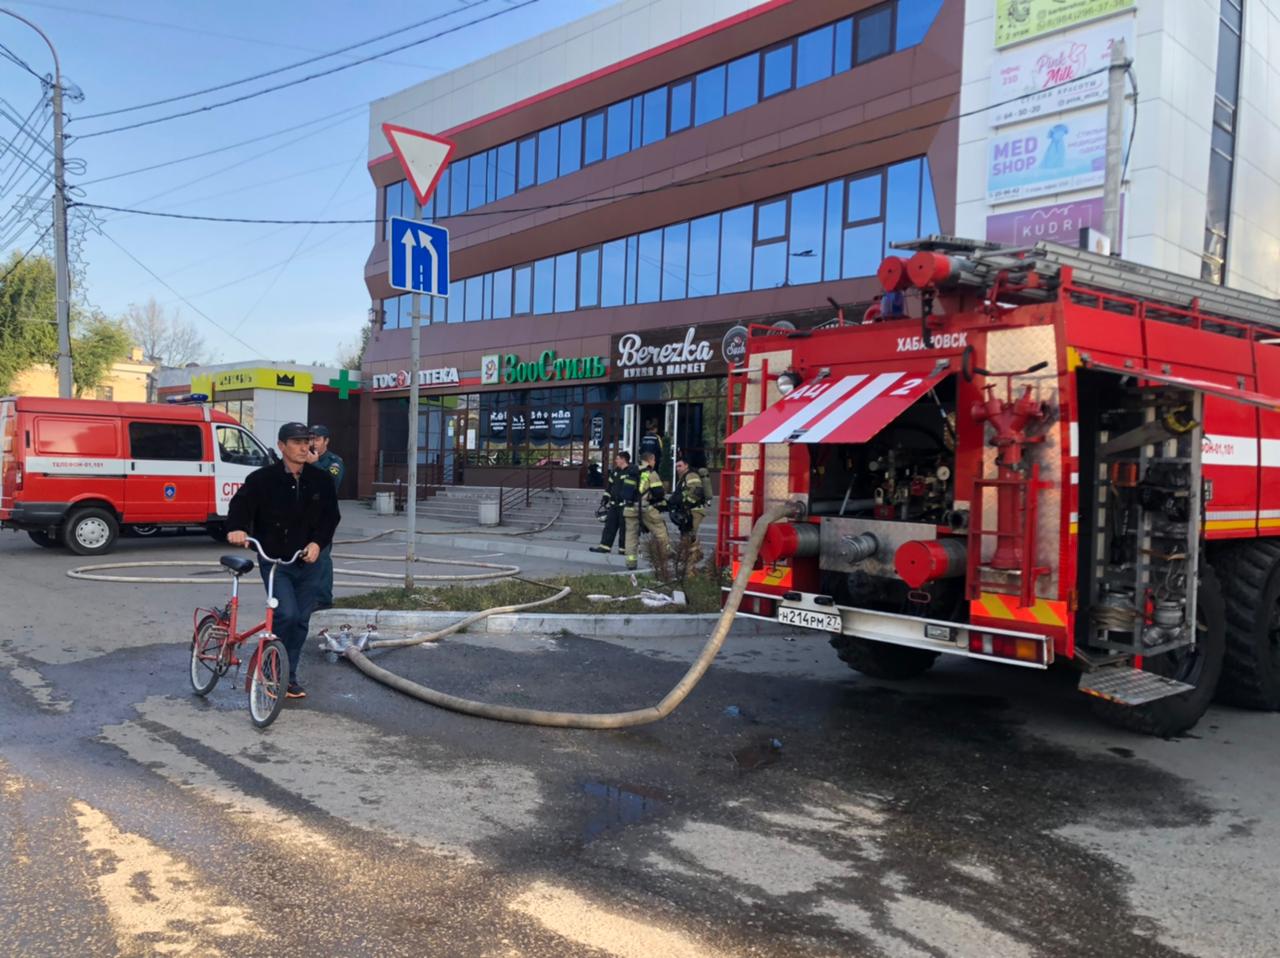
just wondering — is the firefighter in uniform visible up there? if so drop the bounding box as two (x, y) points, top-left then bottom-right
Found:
(626, 451), (669, 569)
(590, 451), (636, 555)
(308, 425), (344, 609)
(670, 454), (709, 561)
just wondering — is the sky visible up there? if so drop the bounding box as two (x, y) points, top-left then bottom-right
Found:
(0, 0), (614, 367)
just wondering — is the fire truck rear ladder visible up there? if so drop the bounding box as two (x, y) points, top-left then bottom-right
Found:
(717, 359), (767, 570)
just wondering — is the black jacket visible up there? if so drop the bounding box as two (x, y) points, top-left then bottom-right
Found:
(225, 462), (341, 559)
(607, 464), (640, 504)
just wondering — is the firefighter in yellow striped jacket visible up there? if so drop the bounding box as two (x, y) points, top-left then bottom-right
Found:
(625, 451), (670, 570)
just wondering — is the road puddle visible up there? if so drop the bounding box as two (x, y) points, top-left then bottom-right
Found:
(580, 781), (668, 842)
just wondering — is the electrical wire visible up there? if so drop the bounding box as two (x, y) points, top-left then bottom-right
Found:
(1121, 63), (1138, 184)
(0, 39), (42, 80)
(72, 1), (474, 121)
(69, 1), (538, 139)
(0, 224), (53, 284)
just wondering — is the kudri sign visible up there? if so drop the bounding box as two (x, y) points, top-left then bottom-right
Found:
(370, 367), (460, 391)
(986, 196), (1123, 250)
(994, 0), (1134, 48)
(989, 18), (1134, 126)
(987, 105), (1108, 204)
(480, 351), (607, 386)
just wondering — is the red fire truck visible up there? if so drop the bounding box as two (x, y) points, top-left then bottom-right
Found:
(719, 238), (1280, 735)
(0, 397), (273, 555)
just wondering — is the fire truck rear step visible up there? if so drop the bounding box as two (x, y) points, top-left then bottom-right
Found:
(1077, 666), (1194, 706)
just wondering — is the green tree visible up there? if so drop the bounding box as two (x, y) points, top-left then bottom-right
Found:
(0, 251), (58, 393)
(71, 316), (133, 397)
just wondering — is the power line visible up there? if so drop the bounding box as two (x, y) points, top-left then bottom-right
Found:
(68, 65), (1117, 227)
(70, 1), (538, 139)
(0, 38), (42, 79)
(72, 1), (471, 121)
(0, 223), (52, 284)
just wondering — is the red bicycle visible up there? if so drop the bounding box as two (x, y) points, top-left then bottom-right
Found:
(189, 536), (302, 728)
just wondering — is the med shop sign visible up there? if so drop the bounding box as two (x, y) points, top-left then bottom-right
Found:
(987, 106), (1109, 205)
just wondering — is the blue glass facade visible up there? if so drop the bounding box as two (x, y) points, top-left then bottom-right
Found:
(382, 156), (940, 328)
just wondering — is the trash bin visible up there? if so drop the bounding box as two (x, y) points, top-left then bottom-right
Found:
(478, 499), (500, 526)
(375, 491), (395, 515)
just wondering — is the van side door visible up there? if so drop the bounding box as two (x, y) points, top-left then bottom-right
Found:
(125, 420), (210, 522)
(213, 424), (272, 516)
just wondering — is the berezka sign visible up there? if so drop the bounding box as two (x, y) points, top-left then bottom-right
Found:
(614, 326), (724, 380)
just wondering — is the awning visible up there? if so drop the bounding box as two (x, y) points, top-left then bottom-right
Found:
(728, 368), (950, 445)
(1080, 358), (1280, 412)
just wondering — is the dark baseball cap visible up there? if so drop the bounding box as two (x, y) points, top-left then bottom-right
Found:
(278, 422), (314, 441)
(310, 424), (331, 438)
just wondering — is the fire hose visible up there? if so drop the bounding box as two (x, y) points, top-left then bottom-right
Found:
(332, 501), (799, 730)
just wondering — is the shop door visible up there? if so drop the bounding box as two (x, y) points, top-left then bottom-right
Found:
(664, 400), (680, 483)
(621, 403), (637, 459)
(584, 405), (611, 487)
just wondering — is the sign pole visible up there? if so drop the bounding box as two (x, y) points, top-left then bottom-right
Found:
(404, 293), (422, 590)
(1102, 38), (1127, 248)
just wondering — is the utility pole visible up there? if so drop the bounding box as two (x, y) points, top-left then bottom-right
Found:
(0, 9), (72, 396)
(404, 292), (422, 590)
(1102, 38), (1128, 250)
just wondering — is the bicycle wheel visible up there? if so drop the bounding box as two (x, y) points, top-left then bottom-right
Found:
(248, 639), (287, 728)
(190, 615), (225, 696)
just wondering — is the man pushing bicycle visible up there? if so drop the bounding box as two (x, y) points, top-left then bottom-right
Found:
(226, 422), (340, 700)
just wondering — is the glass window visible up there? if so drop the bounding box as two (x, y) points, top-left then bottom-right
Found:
(688, 213), (720, 298)
(762, 43), (793, 98)
(481, 273), (494, 320)
(1206, 150), (1232, 233)
(1215, 27), (1240, 105)
(856, 5), (894, 63)
(554, 251), (577, 312)
(843, 222), (884, 278)
(636, 229), (662, 304)
(583, 111), (605, 165)
(579, 247), (600, 308)
(624, 235), (638, 304)
(834, 18), (854, 72)
(421, 190), (434, 223)
(719, 204), (753, 293)
(383, 181), (401, 239)
(435, 168), (450, 217)
(694, 65), (726, 126)
(469, 154), (487, 209)
(641, 88), (666, 146)
(824, 181), (844, 281)
(216, 426), (270, 467)
(797, 25), (834, 87)
(537, 126), (559, 185)
(496, 142), (517, 199)
(630, 95), (643, 148)
(600, 239), (625, 307)
(756, 198), (787, 241)
(465, 275), (483, 322)
(517, 136), (536, 190)
(662, 223), (688, 301)
(514, 265), (532, 315)
(559, 117), (582, 176)
(897, 0), (942, 50)
(441, 293), (455, 325)
(669, 80), (692, 133)
(533, 257), (554, 314)
(752, 241), (786, 290)
(451, 160), (469, 213)
(726, 53), (760, 114)
(606, 100), (631, 158)
(884, 159), (921, 255)
(789, 185), (824, 286)
(847, 172), (882, 223)
(919, 158), (941, 237)
(493, 268), (512, 319)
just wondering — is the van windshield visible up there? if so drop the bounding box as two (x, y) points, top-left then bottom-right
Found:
(216, 426), (271, 467)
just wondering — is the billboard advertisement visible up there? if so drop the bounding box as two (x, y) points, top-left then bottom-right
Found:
(994, 0), (1135, 47)
(985, 196), (1123, 250)
(989, 18), (1134, 126)
(986, 106), (1109, 204)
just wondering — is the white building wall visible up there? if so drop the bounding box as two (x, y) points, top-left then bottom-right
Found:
(368, 0), (774, 157)
(250, 391), (309, 452)
(956, 0), (1280, 298)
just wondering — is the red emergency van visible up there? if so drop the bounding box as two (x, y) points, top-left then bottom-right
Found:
(0, 397), (274, 555)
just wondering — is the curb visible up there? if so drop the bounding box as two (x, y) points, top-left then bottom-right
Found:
(312, 608), (796, 639)
(340, 525), (623, 567)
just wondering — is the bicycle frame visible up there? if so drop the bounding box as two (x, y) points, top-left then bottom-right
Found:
(194, 543), (293, 692)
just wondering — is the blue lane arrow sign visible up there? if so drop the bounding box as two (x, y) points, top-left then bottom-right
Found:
(388, 217), (449, 297)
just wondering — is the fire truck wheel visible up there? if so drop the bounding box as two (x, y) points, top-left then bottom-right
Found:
(1215, 540), (1280, 710)
(828, 635), (939, 680)
(27, 530), (61, 549)
(1092, 567), (1226, 737)
(62, 507), (119, 556)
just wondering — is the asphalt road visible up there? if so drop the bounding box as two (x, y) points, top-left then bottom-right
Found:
(1, 527), (1276, 958)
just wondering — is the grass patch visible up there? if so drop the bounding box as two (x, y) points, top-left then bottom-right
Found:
(334, 568), (725, 614)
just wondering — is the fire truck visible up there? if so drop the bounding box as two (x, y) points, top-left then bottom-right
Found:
(719, 237), (1280, 736)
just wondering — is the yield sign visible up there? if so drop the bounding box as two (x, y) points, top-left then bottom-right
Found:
(382, 123), (456, 207)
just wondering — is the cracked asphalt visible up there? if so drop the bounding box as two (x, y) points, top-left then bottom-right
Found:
(2, 528), (1277, 957)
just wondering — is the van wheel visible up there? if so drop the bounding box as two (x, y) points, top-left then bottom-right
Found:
(128, 525), (160, 538)
(28, 530), (60, 549)
(63, 507), (119, 556)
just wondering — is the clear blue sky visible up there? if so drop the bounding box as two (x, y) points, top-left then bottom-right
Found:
(0, 0), (613, 365)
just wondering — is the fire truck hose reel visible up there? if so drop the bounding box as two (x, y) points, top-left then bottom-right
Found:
(759, 520), (820, 565)
(877, 255), (910, 292)
(894, 538), (967, 590)
(340, 501), (801, 730)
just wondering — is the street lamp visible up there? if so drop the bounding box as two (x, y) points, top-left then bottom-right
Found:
(0, 8), (72, 398)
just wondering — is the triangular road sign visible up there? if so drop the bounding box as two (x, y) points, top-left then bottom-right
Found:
(382, 123), (456, 207)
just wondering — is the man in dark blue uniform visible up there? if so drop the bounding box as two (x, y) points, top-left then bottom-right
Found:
(309, 424), (344, 609)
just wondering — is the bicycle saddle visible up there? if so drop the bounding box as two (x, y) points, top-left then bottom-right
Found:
(220, 555), (255, 576)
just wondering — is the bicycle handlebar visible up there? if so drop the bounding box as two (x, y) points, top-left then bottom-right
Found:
(242, 536), (304, 566)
